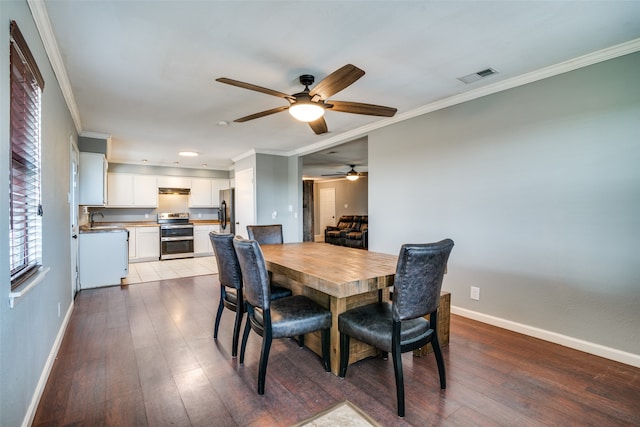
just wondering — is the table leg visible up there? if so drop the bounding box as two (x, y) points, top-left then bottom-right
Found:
(329, 296), (347, 375)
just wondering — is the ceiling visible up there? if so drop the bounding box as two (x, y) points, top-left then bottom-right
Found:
(39, 1), (640, 178)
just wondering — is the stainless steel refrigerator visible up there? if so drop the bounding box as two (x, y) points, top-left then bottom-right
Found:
(218, 188), (235, 234)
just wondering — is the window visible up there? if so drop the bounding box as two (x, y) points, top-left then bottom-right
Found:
(9, 21), (45, 290)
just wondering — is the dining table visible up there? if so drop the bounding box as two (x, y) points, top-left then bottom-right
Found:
(260, 242), (400, 375)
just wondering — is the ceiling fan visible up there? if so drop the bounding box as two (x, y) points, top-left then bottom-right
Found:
(216, 64), (397, 135)
(322, 165), (361, 181)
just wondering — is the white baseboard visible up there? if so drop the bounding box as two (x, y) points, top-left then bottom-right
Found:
(451, 306), (640, 368)
(22, 299), (75, 427)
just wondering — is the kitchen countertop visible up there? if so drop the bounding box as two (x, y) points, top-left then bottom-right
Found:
(83, 220), (221, 229)
(79, 224), (129, 233)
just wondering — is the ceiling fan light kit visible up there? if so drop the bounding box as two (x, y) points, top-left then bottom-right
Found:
(346, 166), (359, 181)
(288, 101), (324, 122)
(216, 64), (397, 134)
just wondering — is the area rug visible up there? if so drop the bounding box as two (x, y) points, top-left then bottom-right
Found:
(293, 401), (381, 427)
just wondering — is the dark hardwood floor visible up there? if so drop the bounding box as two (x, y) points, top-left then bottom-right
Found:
(33, 275), (640, 426)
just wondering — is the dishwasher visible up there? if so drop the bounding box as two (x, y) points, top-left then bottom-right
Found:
(79, 228), (129, 289)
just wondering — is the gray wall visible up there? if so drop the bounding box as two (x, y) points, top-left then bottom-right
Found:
(368, 53), (640, 356)
(255, 153), (300, 242)
(1, 1), (78, 425)
(232, 153), (302, 242)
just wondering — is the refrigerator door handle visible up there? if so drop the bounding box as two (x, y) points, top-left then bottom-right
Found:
(220, 200), (227, 230)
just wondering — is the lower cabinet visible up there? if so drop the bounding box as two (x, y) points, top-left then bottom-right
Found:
(128, 226), (160, 262)
(194, 224), (220, 256)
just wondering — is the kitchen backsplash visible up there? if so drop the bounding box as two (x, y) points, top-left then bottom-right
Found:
(84, 205), (219, 224)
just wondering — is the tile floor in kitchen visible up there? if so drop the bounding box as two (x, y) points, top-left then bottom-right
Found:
(123, 256), (218, 284)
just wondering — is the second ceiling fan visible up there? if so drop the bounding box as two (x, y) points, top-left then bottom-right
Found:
(216, 64), (397, 135)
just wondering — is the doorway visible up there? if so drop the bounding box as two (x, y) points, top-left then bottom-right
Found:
(318, 187), (336, 241)
(70, 140), (80, 297)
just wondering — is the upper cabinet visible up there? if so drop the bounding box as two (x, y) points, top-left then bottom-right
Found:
(189, 178), (228, 207)
(79, 152), (107, 206)
(107, 173), (157, 207)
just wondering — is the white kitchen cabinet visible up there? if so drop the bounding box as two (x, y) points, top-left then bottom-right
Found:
(79, 230), (128, 288)
(127, 227), (137, 259)
(134, 175), (158, 206)
(189, 179), (213, 207)
(107, 173), (133, 206)
(108, 173), (157, 207)
(157, 176), (191, 189)
(79, 152), (107, 206)
(193, 224), (220, 256)
(135, 226), (160, 261)
(189, 178), (228, 207)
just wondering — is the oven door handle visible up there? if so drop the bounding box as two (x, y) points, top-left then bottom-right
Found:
(161, 236), (194, 242)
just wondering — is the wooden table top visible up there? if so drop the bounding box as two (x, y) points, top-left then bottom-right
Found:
(260, 242), (398, 298)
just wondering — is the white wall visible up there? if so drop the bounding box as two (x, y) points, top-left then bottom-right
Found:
(1, 2), (78, 425)
(369, 52), (640, 359)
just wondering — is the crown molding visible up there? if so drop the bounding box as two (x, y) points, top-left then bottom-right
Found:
(28, 0), (83, 133)
(291, 37), (640, 158)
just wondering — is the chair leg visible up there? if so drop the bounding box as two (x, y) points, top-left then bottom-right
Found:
(213, 296), (225, 339)
(431, 335), (447, 389)
(321, 328), (330, 372)
(392, 344), (405, 417)
(257, 333), (272, 395)
(339, 333), (350, 378)
(231, 306), (244, 358)
(239, 316), (252, 364)
(298, 334), (304, 348)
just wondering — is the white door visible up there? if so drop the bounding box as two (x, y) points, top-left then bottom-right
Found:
(319, 187), (336, 241)
(235, 168), (255, 239)
(70, 141), (80, 296)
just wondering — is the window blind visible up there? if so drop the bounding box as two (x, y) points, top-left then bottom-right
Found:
(10, 21), (44, 290)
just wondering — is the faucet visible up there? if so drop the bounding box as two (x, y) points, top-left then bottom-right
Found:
(90, 211), (104, 228)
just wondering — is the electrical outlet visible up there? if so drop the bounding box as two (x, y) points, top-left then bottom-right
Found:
(470, 286), (480, 301)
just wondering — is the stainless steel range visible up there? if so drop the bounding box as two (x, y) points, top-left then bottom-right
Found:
(157, 213), (194, 260)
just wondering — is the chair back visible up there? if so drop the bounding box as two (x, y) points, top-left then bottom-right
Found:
(393, 239), (454, 321)
(209, 232), (242, 290)
(233, 236), (271, 310)
(246, 224), (283, 245)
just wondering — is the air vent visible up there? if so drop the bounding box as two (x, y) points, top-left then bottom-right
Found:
(458, 67), (499, 84)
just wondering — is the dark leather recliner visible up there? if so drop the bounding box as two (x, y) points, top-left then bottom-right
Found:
(325, 215), (368, 248)
(338, 239), (454, 417)
(344, 217), (368, 249)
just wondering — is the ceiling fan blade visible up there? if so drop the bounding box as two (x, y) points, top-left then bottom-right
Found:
(216, 77), (293, 100)
(233, 106), (289, 123)
(309, 64), (365, 99)
(327, 100), (397, 117)
(308, 117), (328, 135)
(321, 173), (347, 177)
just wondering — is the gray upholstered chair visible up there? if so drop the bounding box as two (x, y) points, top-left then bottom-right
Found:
(233, 236), (331, 394)
(246, 224), (283, 245)
(209, 232), (291, 357)
(338, 239), (454, 417)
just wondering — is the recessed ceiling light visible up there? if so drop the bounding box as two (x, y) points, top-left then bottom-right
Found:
(218, 121), (229, 126)
(202, 163), (208, 167)
(179, 151), (199, 157)
(142, 159), (148, 164)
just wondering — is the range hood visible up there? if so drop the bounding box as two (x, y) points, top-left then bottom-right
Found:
(158, 187), (190, 195)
